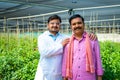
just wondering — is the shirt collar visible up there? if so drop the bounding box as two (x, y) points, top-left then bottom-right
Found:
(72, 31), (87, 39)
(48, 31), (60, 37)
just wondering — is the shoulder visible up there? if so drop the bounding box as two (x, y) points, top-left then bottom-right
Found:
(59, 33), (70, 39)
(38, 31), (49, 41)
(91, 39), (99, 43)
(90, 39), (100, 47)
(64, 42), (70, 49)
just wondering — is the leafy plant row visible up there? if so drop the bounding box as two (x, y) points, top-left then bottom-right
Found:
(0, 35), (120, 80)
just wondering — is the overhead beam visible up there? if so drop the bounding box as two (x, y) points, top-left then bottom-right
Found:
(74, 4), (120, 10)
(0, 0), (68, 9)
(0, 4), (31, 15)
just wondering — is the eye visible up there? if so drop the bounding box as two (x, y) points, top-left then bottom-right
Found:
(77, 22), (81, 24)
(72, 23), (76, 26)
(49, 22), (60, 25)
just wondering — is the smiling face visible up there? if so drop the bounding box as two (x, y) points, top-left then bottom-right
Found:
(70, 17), (85, 35)
(47, 19), (61, 35)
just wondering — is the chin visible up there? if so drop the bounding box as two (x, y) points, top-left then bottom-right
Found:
(51, 30), (59, 33)
(76, 31), (83, 34)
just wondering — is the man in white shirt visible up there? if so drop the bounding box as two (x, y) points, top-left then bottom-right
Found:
(34, 14), (96, 80)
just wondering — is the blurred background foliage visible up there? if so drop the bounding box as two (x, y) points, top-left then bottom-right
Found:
(0, 34), (120, 80)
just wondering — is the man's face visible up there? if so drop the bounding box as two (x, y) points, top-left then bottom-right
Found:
(47, 19), (61, 33)
(70, 17), (84, 35)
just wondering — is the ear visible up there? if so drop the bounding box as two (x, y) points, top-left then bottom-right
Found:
(83, 23), (85, 26)
(47, 24), (49, 28)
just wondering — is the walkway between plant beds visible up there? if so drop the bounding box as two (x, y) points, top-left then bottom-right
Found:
(97, 33), (120, 42)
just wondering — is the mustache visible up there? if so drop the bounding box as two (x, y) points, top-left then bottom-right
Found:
(74, 27), (82, 30)
(51, 26), (59, 28)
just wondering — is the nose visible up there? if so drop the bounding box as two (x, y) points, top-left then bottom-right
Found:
(74, 23), (80, 27)
(53, 23), (58, 26)
(76, 23), (79, 26)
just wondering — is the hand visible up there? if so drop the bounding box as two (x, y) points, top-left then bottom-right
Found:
(88, 33), (97, 40)
(97, 76), (102, 80)
(61, 38), (70, 46)
(63, 77), (68, 80)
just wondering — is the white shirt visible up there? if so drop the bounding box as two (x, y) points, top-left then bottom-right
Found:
(34, 31), (68, 80)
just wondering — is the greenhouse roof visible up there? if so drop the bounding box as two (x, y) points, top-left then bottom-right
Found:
(0, 0), (120, 18)
(0, 0), (120, 28)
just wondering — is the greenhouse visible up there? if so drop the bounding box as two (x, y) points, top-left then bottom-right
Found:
(0, 0), (120, 80)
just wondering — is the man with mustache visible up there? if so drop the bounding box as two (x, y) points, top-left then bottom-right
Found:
(34, 14), (97, 80)
(62, 14), (104, 80)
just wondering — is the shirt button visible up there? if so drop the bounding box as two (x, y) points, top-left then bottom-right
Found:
(79, 49), (80, 51)
(79, 58), (80, 60)
(78, 66), (80, 68)
(78, 75), (80, 77)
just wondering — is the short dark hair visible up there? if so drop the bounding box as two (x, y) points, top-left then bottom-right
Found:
(69, 14), (84, 25)
(48, 14), (62, 23)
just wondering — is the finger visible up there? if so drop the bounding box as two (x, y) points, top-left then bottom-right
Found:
(89, 33), (93, 40)
(94, 34), (98, 40)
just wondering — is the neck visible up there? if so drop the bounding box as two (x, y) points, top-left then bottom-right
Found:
(49, 31), (58, 36)
(74, 32), (83, 40)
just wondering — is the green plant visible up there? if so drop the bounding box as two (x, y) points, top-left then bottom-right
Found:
(100, 41), (120, 80)
(0, 34), (120, 80)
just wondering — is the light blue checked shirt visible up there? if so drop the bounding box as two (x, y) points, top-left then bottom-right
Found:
(34, 31), (69, 80)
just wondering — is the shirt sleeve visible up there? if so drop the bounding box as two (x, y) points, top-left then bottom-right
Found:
(38, 35), (63, 58)
(94, 40), (104, 76)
